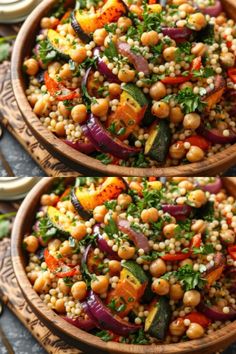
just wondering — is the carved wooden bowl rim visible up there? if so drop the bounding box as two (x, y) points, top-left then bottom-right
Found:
(11, 177), (236, 354)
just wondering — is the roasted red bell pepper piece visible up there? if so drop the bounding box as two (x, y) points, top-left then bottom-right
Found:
(44, 249), (80, 278)
(161, 57), (202, 85)
(228, 68), (236, 83)
(161, 234), (201, 261)
(183, 312), (211, 328)
(184, 135), (210, 151)
(44, 72), (80, 101)
(228, 245), (236, 260)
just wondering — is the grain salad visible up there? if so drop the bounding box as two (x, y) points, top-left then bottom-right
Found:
(23, 0), (236, 167)
(23, 177), (236, 344)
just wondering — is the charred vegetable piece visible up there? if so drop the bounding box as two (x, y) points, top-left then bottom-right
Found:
(122, 83), (148, 107)
(74, 177), (127, 212)
(203, 75), (226, 111)
(71, 10), (91, 43)
(98, 0), (128, 27)
(47, 206), (71, 236)
(144, 120), (171, 162)
(117, 219), (150, 252)
(71, 188), (92, 220)
(203, 252), (225, 287)
(122, 261), (148, 285)
(198, 301), (236, 321)
(117, 42), (150, 75)
(47, 29), (71, 60)
(144, 297), (171, 340)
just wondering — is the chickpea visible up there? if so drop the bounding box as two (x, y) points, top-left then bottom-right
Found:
(118, 68), (135, 83)
(48, 62), (61, 75)
(58, 278), (70, 295)
(91, 275), (109, 294)
(48, 239), (61, 252)
(183, 290), (201, 307)
(217, 298), (228, 308)
(141, 208), (159, 223)
(71, 281), (87, 300)
(169, 142), (186, 160)
(118, 245), (135, 259)
(186, 146), (204, 163)
(216, 192), (227, 202)
(108, 83), (122, 98)
(109, 260), (121, 275)
(178, 180), (194, 191)
(71, 223), (87, 240)
(70, 47), (87, 64)
(33, 98), (48, 116)
(71, 104), (87, 123)
(163, 223), (178, 238)
(220, 52), (235, 68)
(28, 271), (39, 284)
(91, 98), (109, 117)
(34, 273), (51, 293)
(186, 323), (204, 339)
(59, 240), (73, 257)
(188, 189), (207, 208)
(215, 15), (226, 25)
(59, 64), (73, 80)
(117, 17), (132, 32)
(191, 43), (207, 57)
(55, 122), (65, 137)
(187, 13), (207, 31)
(58, 102), (70, 118)
(129, 181), (142, 195)
(40, 17), (52, 29)
(183, 113), (201, 130)
(104, 35), (117, 48)
(129, 4), (142, 17)
(220, 230), (235, 244)
(24, 235), (39, 253)
(169, 107), (184, 124)
(152, 278), (170, 295)
(24, 58), (39, 76)
(150, 259), (167, 277)
(93, 28), (108, 46)
(40, 194), (53, 206)
(170, 284), (184, 301)
(163, 47), (177, 62)
(152, 101), (170, 119)
(179, 3), (194, 13)
(104, 211), (118, 225)
(55, 299), (65, 313)
(141, 31), (159, 46)
(169, 318), (186, 336)
(191, 219), (206, 234)
(179, 81), (193, 90)
(93, 205), (108, 223)
(150, 82), (167, 100)
(117, 194), (132, 209)
(180, 258), (193, 267)
(172, 0), (187, 4)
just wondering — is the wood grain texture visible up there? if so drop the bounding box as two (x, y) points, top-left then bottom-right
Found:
(0, 238), (82, 354)
(11, 0), (236, 177)
(0, 62), (80, 177)
(11, 177), (236, 354)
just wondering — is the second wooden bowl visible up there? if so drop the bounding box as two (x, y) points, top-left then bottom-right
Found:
(11, 177), (236, 354)
(11, 0), (236, 176)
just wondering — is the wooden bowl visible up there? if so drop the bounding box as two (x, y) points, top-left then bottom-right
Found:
(11, 177), (236, 354)
(11, 0), (236, 176)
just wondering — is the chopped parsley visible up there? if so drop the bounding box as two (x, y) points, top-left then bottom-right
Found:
(96, 153), (113, 165)
(38, 39), (57, 65)
(175, 87), (207, 114)
(96, 330), (114, 342)
(192, 243), (214, 255)
(175, 264), (206, 291)
(38, 217), (57, 243)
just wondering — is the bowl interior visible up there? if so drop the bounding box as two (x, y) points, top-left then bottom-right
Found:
(11, 0), (236, 177)
(11, 177), (236, 354)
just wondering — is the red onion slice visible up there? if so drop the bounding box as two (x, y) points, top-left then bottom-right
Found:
(64, 139), (96, 154)
(63, 315), (96, 331)
(195, 0), (223, 17)
(197, 177), (222, 194)
(86, 114), (141, 159)
(93, 47), (120, 83)
(162, 204), (192, 220)
(117, 219), (150, 252)
(197, 125), (236, 144)
(161, 27), (193, 41)
(198, 302), (236, 321)
(86, 291), (141, 335)
(93, 224), (121, 260)
(117, 42), (150, 75)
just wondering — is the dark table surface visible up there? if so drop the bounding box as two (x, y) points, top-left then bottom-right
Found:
(0, 306), (235, 354)
(0, 128), (236, 177)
